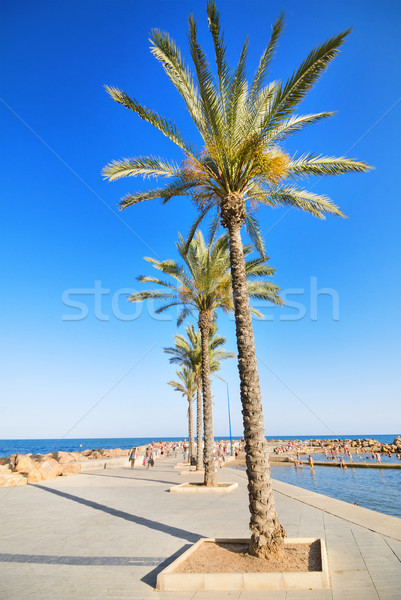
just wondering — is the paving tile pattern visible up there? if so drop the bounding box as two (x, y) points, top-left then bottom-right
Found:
(0, 457), (400, 599)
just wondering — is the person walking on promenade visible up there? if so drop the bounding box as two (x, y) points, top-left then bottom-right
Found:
(145, 446), (152, 469)
(129, 447), (137, 469)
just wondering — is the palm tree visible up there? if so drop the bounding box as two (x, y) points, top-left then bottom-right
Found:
(164, 322), (235, 470)
(103, 2), (371, 556)
(129, 230), (281, 487)
(168, 366), (197, 462)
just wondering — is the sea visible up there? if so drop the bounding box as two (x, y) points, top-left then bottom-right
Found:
(1, 434), (398, 457)
(1, 434), (399, 518)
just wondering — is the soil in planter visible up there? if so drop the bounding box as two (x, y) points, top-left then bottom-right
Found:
(174, 540), (322, 573)
(182, 483), (231, 487)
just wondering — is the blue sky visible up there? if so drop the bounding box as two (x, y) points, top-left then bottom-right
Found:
(1, 0), (400, 440)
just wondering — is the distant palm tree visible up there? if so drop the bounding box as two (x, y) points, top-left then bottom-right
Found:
(168, 366), (197, 462)
(103, 1), (371, 556)
(164, 322), (235, 470)
(129, 230), (281, 486)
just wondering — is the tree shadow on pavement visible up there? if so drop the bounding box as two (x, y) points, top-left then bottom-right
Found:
(34, 485), (201, 543)
(83, 472), (178, 486)
(140, 544), (192, 588)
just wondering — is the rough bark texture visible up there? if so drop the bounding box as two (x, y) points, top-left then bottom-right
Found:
(196, 379), (203, 470)
(199, 310), (217, 487)
(222, 193), (285, 557)
(188, 394), (194, 464)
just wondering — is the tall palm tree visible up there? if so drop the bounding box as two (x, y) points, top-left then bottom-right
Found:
(168, 366), (197, 462)
(103, 1), (371, 556)
(129, 230), (281, 487)
(164, 322), (235, 470)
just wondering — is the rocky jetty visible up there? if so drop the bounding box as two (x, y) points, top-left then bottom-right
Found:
(342, 436), (401, 454)
(275, 436), (401, 455)
(0, 447), (132, 487)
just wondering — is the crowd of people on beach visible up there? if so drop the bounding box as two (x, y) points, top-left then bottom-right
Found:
(274, 439), (401, 470)
(129, 441), (179, 469)
(126, 438), (401, 473)
(127, 439), (246, 470)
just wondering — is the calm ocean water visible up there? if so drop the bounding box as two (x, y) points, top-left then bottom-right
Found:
(0, 434), (397, 457)
(2, 435), (399, 517)
(270, 464), (401, 518)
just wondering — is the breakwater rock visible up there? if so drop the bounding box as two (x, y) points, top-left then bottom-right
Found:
(0, 447), (136, 487)
(341, 437), (401, 454)
(278, 437), (401, 454)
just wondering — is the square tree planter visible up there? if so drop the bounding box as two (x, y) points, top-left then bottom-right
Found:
(169, 482), (238, 494)
(156, 537), (330, 592)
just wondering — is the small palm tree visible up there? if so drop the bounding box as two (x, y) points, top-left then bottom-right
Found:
(129, 230), (281, 486)
(103, 1), (371, 556)
(164, 322), (235, 470)
(168, 367), (197, 462)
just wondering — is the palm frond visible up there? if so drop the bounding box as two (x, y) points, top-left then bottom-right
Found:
(238, 81), (279, 144)
(266, 112), (335, 144)
(119, 180), (196, 210)
(246, 181), (276, 207)
(248, 280), (283, 305)
(207, 0), (230, 116)
(184, 204), (215, 252)
(143, 256), (195, 291)
(244, 212), (266, 260)
(207, 212), (221, 246)
(227, 37), (249, 144)
(188, 15), (224, 146)
(136, 274), (178, 292)
(248, 10), (285, 107)
(103, 156), (180, 181)
(128, 289), (177, 303)
(287, 154), (372, 178)
(177, 307), (193, 327)
(156, 301), (189, 314)
(267, 185), (345, 218)
(245, 259), (275, 278)
(262, 29), (351, 131)
(160, 179), (199, 205)
(105, 85), (194, 155)
(149, 29), (204, 133)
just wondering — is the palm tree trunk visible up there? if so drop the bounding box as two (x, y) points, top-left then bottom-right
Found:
(188, 394), (194, 465)
(225, 203), (285, 557)
(199, 310), (217, 487)
(196, 378), (203, 470)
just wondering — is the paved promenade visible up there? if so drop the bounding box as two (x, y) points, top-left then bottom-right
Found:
(0, 456), (400, 599)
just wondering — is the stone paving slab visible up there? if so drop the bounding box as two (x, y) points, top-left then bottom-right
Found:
(0, 457), (400, 599)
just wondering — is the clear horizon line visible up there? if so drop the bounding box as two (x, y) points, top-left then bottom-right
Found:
(0, 432), (397, 441)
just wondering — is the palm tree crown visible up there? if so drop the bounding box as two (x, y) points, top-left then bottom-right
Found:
(164, 322), (234, 379)
(168, 366), (197, 399)
(103, 1), (371, 256)
(129, 230), (282, 321)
